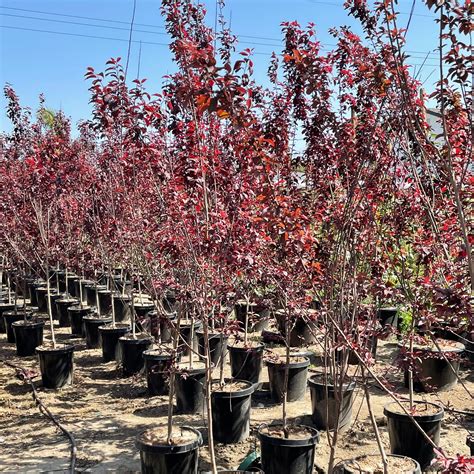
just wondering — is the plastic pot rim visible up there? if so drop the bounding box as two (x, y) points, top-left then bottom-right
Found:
(176, 365), (207, 375)
(36, 343), (75, 355)
(228, 343), (265, 353)
(340, 454), (421, 473)
(308, 374), (357, 392)
(266, 356), (310, 369)
(119, 335), (154, 345)
(112, 293), (132, 300)
(377, 307), (398, 313)
(57, 298), (80, 306)
(136, 426), (202, 454)
(68, 305), (92, 313)
(383, 401), (444, 421)
(143, 349), (174, 361)
(178, 320), (203, 329)
(36, 287), (58, 294)
(257, 423), (320, 447)
(211, 379), (255, 398)
(12, 320), (45, 329)
(196, 330), (229, 339)
(98, 323), (131, 332)
(83, 315), (113, 324)
(134, 302), (155, 308)
(4, 310), (31, 318)
(397, 341), (465, 355)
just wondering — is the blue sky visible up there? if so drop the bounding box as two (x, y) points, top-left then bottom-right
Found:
(0, 0), (439, 133)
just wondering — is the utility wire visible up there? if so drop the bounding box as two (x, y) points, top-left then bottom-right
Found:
(0, 12), (168, 36)
(0, 25), (438, 67)
(0, 25), (169, 47)
(0, 14), (438, 60)
(0, 4), (438, 56)
(125, 0), (137, 79)
(137, 40), (143, 79)
(0, 5), (165, 29)
(0, 24), (440, 67)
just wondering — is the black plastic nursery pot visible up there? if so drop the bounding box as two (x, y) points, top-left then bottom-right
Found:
(67, 304), (91, 336)
(178, 320), (203, 356)
(175, 363), (206, 414)
(308, 374), (356, 430)
(83, 315), (112, 349)
(377, 307), (399, 328)
(36, 344), (75, 389)
(97, 290), (113, 315)
(55, 270), (67, 292)
(229, 343), (265, 386)
(384, 401), (444, 470)
(467, 435), (474, 456)
(147, 310), (161, 339)
(98, 273), (109, 286)
(67, 275), (80, 297)
(28, 280), (45, 306)
(136, 426), (202, 474)
(211, 380), (255, 443)
(402, 340), (464, 392)
(4, 310), (29, 343)
(340, 454), (421, 474)
(114, 279), (132, 294)
(262, 330), (285, 345)
(197, 330), (228, 366)
(143, 350), (174, 396)
(113, 294), (132, 322)
(56, 298), (80, 327)
(36, 286), (58, 313)
(160, 312), (177, 343)
(235, 301), (270, 333)
(201, 471), (263, 474)
(85, 284), (107, 307)
(76, 279), (93, 302)
(267, 356), (310, 403)
(98, 323), (130, 362)
(49, 293), (65, 320)
(0, 302), (16, 333)
(258, 424), (320, 474)
(119, 334), (154, 376)
(134, 302), (156, 319)
(275, 310), (321, 347)
(163, 293), (177, 313)
(337, 334), (378, 366)
(13, 320), (45, 356)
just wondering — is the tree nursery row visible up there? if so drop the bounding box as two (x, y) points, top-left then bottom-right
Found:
(0, 0), (472, 473)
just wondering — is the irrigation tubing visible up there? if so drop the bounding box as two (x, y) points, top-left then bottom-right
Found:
(0, 359), (77, 473)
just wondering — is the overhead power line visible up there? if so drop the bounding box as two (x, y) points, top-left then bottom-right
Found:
(0, 14), (438, 60)
(0, 12), (168, 36)
(0, 4), (438, 57)
(0, 24), (440, 68)
(0, 5), (165, 30)
(0, 25), (169, 47)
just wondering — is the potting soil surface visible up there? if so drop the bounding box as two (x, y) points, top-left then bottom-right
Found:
(343, 454), (418, 473)
(0, 325), (473, 473)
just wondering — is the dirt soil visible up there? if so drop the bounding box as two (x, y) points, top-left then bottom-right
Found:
(0, 324), (473, 473)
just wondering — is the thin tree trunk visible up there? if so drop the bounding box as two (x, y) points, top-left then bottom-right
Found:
(362, 366), (388, 474)
(282, 307), (290, 437)
(46, 268), (56, 348)
(167, 303), (182, 444)
(110, 268), (116, 328)
(202, 314), (217, 474)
